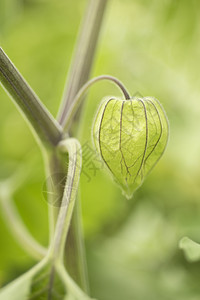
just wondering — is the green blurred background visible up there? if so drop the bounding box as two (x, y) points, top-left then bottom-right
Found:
(1, 0), (200, 299)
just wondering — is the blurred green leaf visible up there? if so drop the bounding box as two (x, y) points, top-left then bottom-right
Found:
(179, 237), (200, 262)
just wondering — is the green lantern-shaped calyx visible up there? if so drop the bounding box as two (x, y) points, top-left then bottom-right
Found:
(93, 96), (169, 199)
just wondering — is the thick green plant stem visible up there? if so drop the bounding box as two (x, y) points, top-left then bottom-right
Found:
(44, 150), (68, 242)
(57, 0), (108, 125)
(50, 138), (82, 263)
(57, 0), (108, 293)
(46, 143), (89, 292)
(64, 196), (89, 292)
(0, 48), (62, 150)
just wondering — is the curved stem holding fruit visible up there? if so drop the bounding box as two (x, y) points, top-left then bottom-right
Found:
(63, 75), (131, 130)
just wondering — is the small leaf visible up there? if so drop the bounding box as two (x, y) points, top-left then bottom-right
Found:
(0, 273), (32, 300)
(0, 259), (47, 300)
(179, 236), (200, 262)
(0, 257), (93, 300)
(93, 97), (169, 198)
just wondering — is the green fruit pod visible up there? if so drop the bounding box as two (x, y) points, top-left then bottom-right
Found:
(93, 97), (169, 199)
